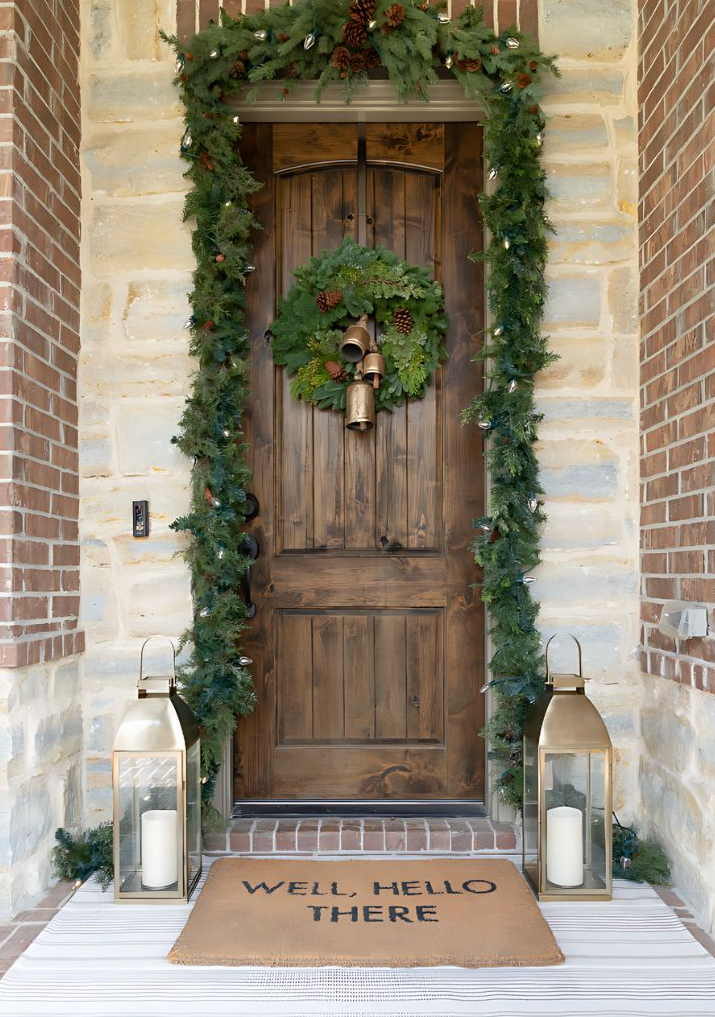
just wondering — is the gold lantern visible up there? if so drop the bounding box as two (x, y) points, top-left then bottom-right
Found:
(112, 637), (201, 904)
(362, 341), (385, 390)
(340, 313), (371, 362)
(345, 368), (375, 431)
(522, 635), (613, 902)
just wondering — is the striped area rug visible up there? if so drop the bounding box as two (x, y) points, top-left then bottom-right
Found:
(0, 860), (714, 1016)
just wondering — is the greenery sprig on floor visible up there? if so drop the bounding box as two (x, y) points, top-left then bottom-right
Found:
(163, 0), (559, 804)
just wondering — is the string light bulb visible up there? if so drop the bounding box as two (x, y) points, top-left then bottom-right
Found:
(506, 37), (520, 49)
(503, 238), (511, 250)
(368, 19), (377, 30)
(493, 325), (504, 336)
(254, 29), (268, 41)
(304, 32), (316, 49)
(536, 132), (544, 145)
(245, 264), (256, 274)
(478, 417), (491, 431)
(500, 81), (513, 93)
(199, 607), (210, 618)
(437, 12), (450, 23)
(232, 115), (240, 124)
(445, 51), (453, 69)
(508, 379), (518, 393)
(209, 49), (219, 58)
(528, 497), (538, 512)
(488, 167), (499, 181)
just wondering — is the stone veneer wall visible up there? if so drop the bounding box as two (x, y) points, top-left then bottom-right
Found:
(637, 0), (715, 935)
(78, 0), (643, 840)
(0, 0), (83, 919)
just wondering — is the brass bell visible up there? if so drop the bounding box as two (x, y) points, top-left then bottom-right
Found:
(362, 349), (385, 390)
(340, 313), (371, 363)
(345, 369), (375, 431)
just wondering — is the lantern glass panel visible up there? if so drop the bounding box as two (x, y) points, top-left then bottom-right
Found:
(186, 740), (201, 890)
(522, 728), (539, 888)
(544, 750), (608, 893)
(117, 753), (181, 894)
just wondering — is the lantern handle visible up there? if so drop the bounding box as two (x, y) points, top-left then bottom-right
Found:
(544, 633), (583, 683)
(139, 635), (177, 688)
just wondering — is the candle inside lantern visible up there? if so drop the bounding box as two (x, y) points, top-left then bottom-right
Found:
(546, 806), (583, 887)
(141, 809), (178, 889)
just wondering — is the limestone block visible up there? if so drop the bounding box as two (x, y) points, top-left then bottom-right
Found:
(542, 115), (609, 159)
(617, 159), (638, 217)
(541, 502), (627, 550)
(539, 398), (634, 423)
(79, 398), (112, 436)
(80, 477), (150, 537)
(125, 570), (192, 638)
(641, 709), (695, 773)
(538, 623), (627, 675)
(607, 266), (638, 333)
(541, 460), (618, 499)
(63, 763), (81, 827)
(610, 333), (639, 389)
(543, 0), (634, 61)
(639, 760), (707, 859)
(537, 335), (607, 389)
(534, 559), (638, 607)
(695, 692), (715, 781)
(88, 70), (181, 123)
(82, 646), (139, 697)
(536, 436), (620, 470)
(613, 116), (637, 152)
(547, 164), (613, 213)
(50, 660), (82, 707)
(543, 276), (601, 329)
(33, 709), (83, 769)
(83, 0), (116, 62)
(89, 201), (193, 273)
(80, 438), (114, 478)
(81, 572), (121, 642)
(114, 534), (182, 567)
(122, 279), (192, 346)
(145, 475), (192, 530)
(9, 781), (53, 857)
(115, 401), (185, 475)
(84, 124), (186, 197)
(541, 68), (626, 107)
(81, 350), (192, 401)
(115, 0), (170, 61)
(82, 282), (113, 344)
(548, 222), (634, 265)
(87, 713), (117, 753)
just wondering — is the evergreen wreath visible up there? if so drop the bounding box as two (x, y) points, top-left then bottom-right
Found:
(163, 1), (559, 810)
(270, 237), (448, 413)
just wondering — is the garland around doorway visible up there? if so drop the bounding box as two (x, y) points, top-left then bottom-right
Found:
(164, 1), (558, 810)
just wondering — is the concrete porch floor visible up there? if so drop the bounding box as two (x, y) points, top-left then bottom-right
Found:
(1, 859), (715, 1015)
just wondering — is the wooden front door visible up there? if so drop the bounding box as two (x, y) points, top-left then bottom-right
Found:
(236, 121), (484, 802)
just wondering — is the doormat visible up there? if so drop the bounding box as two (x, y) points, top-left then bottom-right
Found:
(169, 857), (564, 968)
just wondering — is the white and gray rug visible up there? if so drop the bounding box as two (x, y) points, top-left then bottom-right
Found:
(0, 859), (713, 1016)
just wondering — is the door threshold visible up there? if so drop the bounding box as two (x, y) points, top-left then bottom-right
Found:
(233, 799), (487, 819)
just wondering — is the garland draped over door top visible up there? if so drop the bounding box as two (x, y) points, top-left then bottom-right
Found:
(163, 0), (558, 811)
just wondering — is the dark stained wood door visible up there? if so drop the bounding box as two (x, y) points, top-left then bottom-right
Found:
(236, 122), (485, 801)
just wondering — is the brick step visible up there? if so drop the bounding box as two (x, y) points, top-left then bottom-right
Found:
(205, 817), (519, 855)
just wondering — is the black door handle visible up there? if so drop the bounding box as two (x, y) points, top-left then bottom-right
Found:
(243, 493), (259, 521)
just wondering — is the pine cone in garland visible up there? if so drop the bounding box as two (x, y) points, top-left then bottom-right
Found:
(350, 51), (368, 73)
(365, 47), (382, 69)
(325, 360), (348, 382)
(385, 3), (406, 27)
(393, 307), (413, 334)
(458, 55), (482, 72)
(331, 46), (351, 72)
(229, 59), (245, 79)
(316, 288), (343, 312)
(349, 0), (376, 24)
(342, 19), (367, 48)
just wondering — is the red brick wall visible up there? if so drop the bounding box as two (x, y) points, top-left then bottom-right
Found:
(177, 1), (538, 43)
(0, 0), (82, 666)
(639, 0), (715, 690)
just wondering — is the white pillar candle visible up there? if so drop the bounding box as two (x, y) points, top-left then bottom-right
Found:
(546, 805), (583, 887)
(141, 809), (179, 889)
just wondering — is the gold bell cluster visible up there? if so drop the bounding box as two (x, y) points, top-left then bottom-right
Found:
(340, 314), (385, 431)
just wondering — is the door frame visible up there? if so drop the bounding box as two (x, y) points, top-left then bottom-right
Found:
(210, 80), (504, 822)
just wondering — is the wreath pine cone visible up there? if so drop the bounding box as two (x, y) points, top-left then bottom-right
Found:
(393, 307), (413, 334)
(349, 0), (376, 24)
(316, 288), (343, 312)
(325, 360), (348, 382)
(342, 19), (367, 48)
(385, 3), (406, 27)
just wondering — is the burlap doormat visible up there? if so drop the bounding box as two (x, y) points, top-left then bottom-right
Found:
(169, 857), (564, 968)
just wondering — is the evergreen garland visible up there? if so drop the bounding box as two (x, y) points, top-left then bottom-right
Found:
(163, 1), (558, 804)
(271, 236), (448, 412)
(51, 824), (114, 891)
